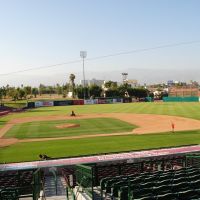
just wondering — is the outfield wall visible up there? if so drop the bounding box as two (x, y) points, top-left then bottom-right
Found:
(27, 97), (155, 108)
(163, 96), (199, 102)
(27, 98), (126, 108)
(0, 111), (10, 116)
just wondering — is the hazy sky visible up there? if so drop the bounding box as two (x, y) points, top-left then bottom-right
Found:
(0, 0), (200, 86)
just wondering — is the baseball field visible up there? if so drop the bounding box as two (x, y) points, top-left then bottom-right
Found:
(1, 102), (200, 163)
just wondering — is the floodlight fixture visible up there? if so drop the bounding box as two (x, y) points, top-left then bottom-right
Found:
(80, 51), (87, 59)
(122, 72), (128, 83)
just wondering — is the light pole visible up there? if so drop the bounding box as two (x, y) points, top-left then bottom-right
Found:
(122, 72), (128, 84)
(80, 51), (87, 100)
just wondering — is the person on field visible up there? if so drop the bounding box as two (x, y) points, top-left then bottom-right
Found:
(39, 154), (51, 160)
(70, 110), (76, 116)
(171, 122), (175, 133)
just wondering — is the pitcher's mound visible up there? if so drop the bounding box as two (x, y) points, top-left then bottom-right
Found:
(56, 124), (80, 129)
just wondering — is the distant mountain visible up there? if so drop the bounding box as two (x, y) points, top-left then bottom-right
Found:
(82, 68), (200, 84)
(0, 68), (199, 86)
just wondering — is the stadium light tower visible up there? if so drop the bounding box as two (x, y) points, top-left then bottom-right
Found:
(80, 51), (87, 100)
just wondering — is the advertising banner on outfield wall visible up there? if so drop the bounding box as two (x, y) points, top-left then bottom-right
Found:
(106, 99), (113, 104)
(35, 101), (43, 107)
(73, 100), (84, 105)
(113, 98), (123, 103)
(123, 98), (132, 103)
(27, 102), (35, 108)
(35, 101), (54, 107)
(53, 100), (73, 106)
(84, 99), (94, 105)
(97, 99), (106, 104)
(84, 99), (98, 105)
(42, 101), (54, 106)
(98, 98), (113, 104)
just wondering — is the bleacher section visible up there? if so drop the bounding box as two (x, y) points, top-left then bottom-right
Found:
(100, 166), (200, 200)
(2, 152), (200, 199)
(0, 169), (42, 200)
(73, 154), (200, 200)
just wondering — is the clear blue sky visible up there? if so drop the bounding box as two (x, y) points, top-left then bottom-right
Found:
(0, 0), (200, 85)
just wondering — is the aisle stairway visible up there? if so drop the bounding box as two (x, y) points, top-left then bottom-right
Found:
(44, 175), (66, 200)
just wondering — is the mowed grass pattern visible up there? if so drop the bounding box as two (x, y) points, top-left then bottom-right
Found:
(1, 130), (200, 163)
(4, 118), (136, 139)
(1, 102), (200, 163)
(1, 102), (200, 125)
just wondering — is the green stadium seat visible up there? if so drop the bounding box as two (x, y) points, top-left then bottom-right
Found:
(190, 180), (200, 189)
(119, 186), (129, 200)
(153, 185), (172, 195)
(100, 177), (113, 190)
(173, 172), (186, 179)
(119, 185), (153, 200)
(158, 174), (173, 181)
(105, 178), (126, 193)
(0, 189), (19, 200)
(177, 189), (199, 200)
(131, 188), (154, 199)
(156, 178), (172, 186)
(144, 175), (158, 183)
(186, 170), (200, 176)
(111, 181), (126, 197)
(139, 182), (156, 189)
(172, 177), (188, 184)
(190, 199), (200, 200)
(188, 174), (200, 182)
(171, 182), (190, 193)
(156, 192), (178, 200)
(133, 197), (156, 200)
(111, 179), (141, 197)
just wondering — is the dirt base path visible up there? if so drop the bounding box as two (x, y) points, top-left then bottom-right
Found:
(1, 113), (200, 147)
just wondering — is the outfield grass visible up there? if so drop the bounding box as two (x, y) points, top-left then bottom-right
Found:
(4, 118), (136, 139)
(1, 129), (200, 163)
(1, 102), (200, 163)
(1, 102), (200, 128)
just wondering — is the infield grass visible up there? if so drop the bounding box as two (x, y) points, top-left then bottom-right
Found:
(4, 118), (136, 139)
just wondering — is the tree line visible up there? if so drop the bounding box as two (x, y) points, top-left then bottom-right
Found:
(0, 81), (149, 103)
(0, 84), (69, 102)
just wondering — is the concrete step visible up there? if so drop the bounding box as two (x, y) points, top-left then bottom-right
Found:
(45, 196), (66, 200)
(44, 176), (66, 197)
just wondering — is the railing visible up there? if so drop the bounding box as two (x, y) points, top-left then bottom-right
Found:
(61, 168), (76, 200)
(66, 186), (76, 200)
(186, 153), (200, 167)
(75, 164), (94, 199)
(33, 168), (42, 200)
